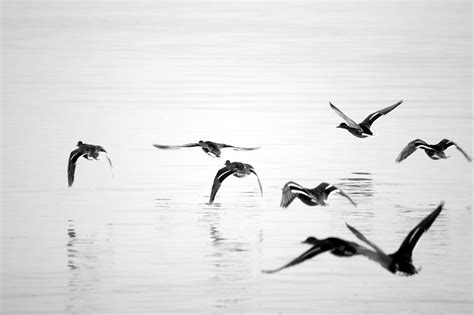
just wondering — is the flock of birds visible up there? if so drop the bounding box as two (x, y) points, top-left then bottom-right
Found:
(67, 100), (471, 276)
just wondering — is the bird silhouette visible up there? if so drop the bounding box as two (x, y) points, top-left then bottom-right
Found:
(153, 140), (259, 158)
(209, 160), (263, 204)
(263, 201), (444, 276)
(330, 100), (403, 138)
(68, 141), (112, 187)
(396, 139), (471, 162)
(280, 181), (357, 208)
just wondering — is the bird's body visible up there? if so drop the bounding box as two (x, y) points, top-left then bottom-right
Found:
(396, 139), (472, 162)
(280, 181), (357, 208)
(153, 140), (259, 158)
(68, 141), (112, 187)
(330, 100), (403, 138)
(209, 160), (263, 204)
(263, 202), (444, 276)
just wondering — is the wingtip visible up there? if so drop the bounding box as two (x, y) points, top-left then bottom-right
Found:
(345, 222), (358, 233)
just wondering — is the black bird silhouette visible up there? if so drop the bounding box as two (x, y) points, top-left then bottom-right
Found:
(280, 181), (357, 208)
(330, 100), (403, 138)
(153, 140), (259, 158)
(262, 201), (444, 276)
(396, 139), (471, 162)
(209, 160), (263, 204)
(68, 141), (113, 187)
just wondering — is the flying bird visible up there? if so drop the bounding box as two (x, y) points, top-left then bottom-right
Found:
(153, 140), (259, 158)
(396, 139), (471, 162)
(330, 100), (403, 138)
(280, 181), (357, 208)
(68, 141), (113, 187)
(262, 201), (444, 276)
(209, 160), (263, 204)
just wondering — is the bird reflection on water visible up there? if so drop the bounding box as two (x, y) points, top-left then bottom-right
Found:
(200, 208), (263, 310)
(66, 220), (78, 270)
(65, 220), (113, 313)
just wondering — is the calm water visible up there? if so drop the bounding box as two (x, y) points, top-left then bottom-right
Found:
(1, 0), (472, 313)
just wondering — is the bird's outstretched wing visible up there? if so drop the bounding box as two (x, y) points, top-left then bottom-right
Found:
(318, 183), (357, 207)
(391, 201), (444, 260)
(280, 181), (312, 208)
(436, 138), (455, 150)
(209, 167), (235, 204)
(395, 139), (430, 162)
(104, 154), (113, 169)
(346, 223), (386, 255)
(249, 168), (263, 196)
(437, 139), (472, 162)
(329, 102), (363, 131)
(335, 188), (357, 207)
(454, 145), (472, 162)
(314, 182), (330, 192)
(217, 143), (260, 151)
(68, 148), (86, 187)
(262, 243), (333, 274)
(153, 143), (200, 149)
(102, 153), (114, 178)
(360, 100), (403, 128)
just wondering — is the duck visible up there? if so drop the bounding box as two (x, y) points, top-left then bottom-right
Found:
(68, 141), (113, 187)
(396, 138), (472, 162)
(280, 181), (357, 208)
(262, 201), (444, 276)
(153, 140), (259, 158)
(330, 100), (403, 138)
(209, 160), (263, 204)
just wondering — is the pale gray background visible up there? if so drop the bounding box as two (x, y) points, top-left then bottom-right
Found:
(1, 0), (472, 313)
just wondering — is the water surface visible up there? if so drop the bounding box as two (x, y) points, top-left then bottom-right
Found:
(1, 0), (472, 313)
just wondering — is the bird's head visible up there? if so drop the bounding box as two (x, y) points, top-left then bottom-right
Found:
(77, 141), (83, 146)
(198, 140), (204, 144)
(302, 236), (319, 244)
(224, 160), (231, 166)
(337, 123), (348, 129)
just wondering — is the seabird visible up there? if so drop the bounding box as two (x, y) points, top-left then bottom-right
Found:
(68, 141), (113, 187)
(209, 160), (263, 204)
(153, 140), (259, 158)
(280, 181), (357, 208)
(262, 201), (444, 276)
(330, 100), (403, 138)
(396, 139), (472, 162)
